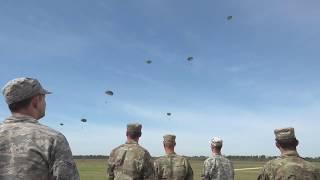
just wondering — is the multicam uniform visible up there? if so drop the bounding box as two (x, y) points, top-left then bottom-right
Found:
(257, 150), (320, 180)
(0, 115), (79, 180)
(202, 154), (234, 180)
(107, 139), (155, 180)
(154, 152), (193, 180)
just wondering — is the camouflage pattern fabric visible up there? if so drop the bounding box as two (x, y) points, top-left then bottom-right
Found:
(107, 139), (155, 180)
(201, 155), (234, 180)
(0, 115), (79, 180)
(2, 77), (51, 105)
(257, 150), (320, 180)
(154, 152), (193, 180)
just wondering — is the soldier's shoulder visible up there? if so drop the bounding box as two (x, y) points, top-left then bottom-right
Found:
(112, 143), (150, 156)
(219, 155), (231, 161)
(22, 121), (67, 141)
(155, 156), (168, 163)
(37, 123), (67, 140)
(204, 157), (215, 163)
(135, 144), (151, 155)
(262, 157), (282, 170)
(299, 158), (319, 170)
(111, 144), (126, 153)
(173, 154), (189, 161)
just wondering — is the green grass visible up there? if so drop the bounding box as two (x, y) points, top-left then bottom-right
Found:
(76, 159), (107, 180)
(75, 159), (320, 180)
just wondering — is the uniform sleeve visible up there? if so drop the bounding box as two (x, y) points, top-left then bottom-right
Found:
(257, 163), (271, 180)
(185, 159), (194, 180)
(50, 134), (80, 180)
(107, 149), (116, 180)
(201, 159), (211, 180)
(154, 159), (161, 180)
(142, 151), (155, 180)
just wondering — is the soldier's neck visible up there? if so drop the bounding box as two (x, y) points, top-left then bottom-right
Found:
(12, 111), (39, 120)
(165, 148), (175, 154)
(212, 150), (222, 156)
(127, 137), (139, 143)
(279, 147), (298, 156)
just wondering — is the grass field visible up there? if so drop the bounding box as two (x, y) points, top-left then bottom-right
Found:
(75, 159), (320, 180)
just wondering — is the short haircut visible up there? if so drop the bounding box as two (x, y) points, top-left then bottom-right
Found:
(276, 138), (298, 150)
(126, 131), (141, 139)
(8, 96), (33, 112)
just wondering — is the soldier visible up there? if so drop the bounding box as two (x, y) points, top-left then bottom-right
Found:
(154, 134), (194, 180)
(201, 137), (234, 180)
(107, 123), (154, 180)
(257, 127), (320, 180)
(0, 77), (79, 180)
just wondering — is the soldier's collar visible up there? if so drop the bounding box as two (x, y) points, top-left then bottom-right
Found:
(166, 152), (176, 156)
(281, 150), (299, 157)
(4, 114), (38, 124)
(126, 139), (138, 144)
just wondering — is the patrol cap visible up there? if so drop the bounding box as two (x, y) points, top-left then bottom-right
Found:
(2, 77), (51, 105)
(127, 123), (142, 133)
(163, 134), (176, 144)
(274, 127), (296, 141)
(210, 137), (223, 147)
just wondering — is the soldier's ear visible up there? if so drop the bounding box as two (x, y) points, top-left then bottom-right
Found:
(30, 95), (40, 109)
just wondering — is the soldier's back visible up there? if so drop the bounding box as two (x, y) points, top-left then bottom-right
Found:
(154, 153), (193, 180)
(0, 115), (79, 180)
(259, 155), (320, 180)
(108, 141), (154, 180)
(202, 155), (234, 180)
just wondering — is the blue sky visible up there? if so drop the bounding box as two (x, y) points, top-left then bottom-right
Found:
(0, 0), (320, 157)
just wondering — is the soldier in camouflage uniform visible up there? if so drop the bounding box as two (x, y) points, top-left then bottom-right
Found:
(257, 127), (320, 180)
(107, 123), (155, 180)
(0, 77), (79, 180)
(201, 137), (234, 180)
(154, 134), (194, 180)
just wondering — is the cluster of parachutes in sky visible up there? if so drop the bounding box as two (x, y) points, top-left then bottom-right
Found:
(59, 15), (234, 126)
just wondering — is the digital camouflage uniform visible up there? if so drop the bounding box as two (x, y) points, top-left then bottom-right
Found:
(0, 77), (79, 180)
(257, 127), (320, 180)
(107, 123), (154, 180)
(201, 137), (234, 180)
(0, 115), (79, 180)
(202, 155), (234, 180)
(154, 134), (193, 180)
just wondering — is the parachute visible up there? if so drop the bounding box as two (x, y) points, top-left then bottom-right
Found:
(81, 118), (87, 123)
(105, 90), (114, 96)
(187, 57), (193, 61)
(145, 60), (152, 64)
(166, 112), (171, 116)
(60, 123), (64, 126)
(227, 16), (233, 20)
